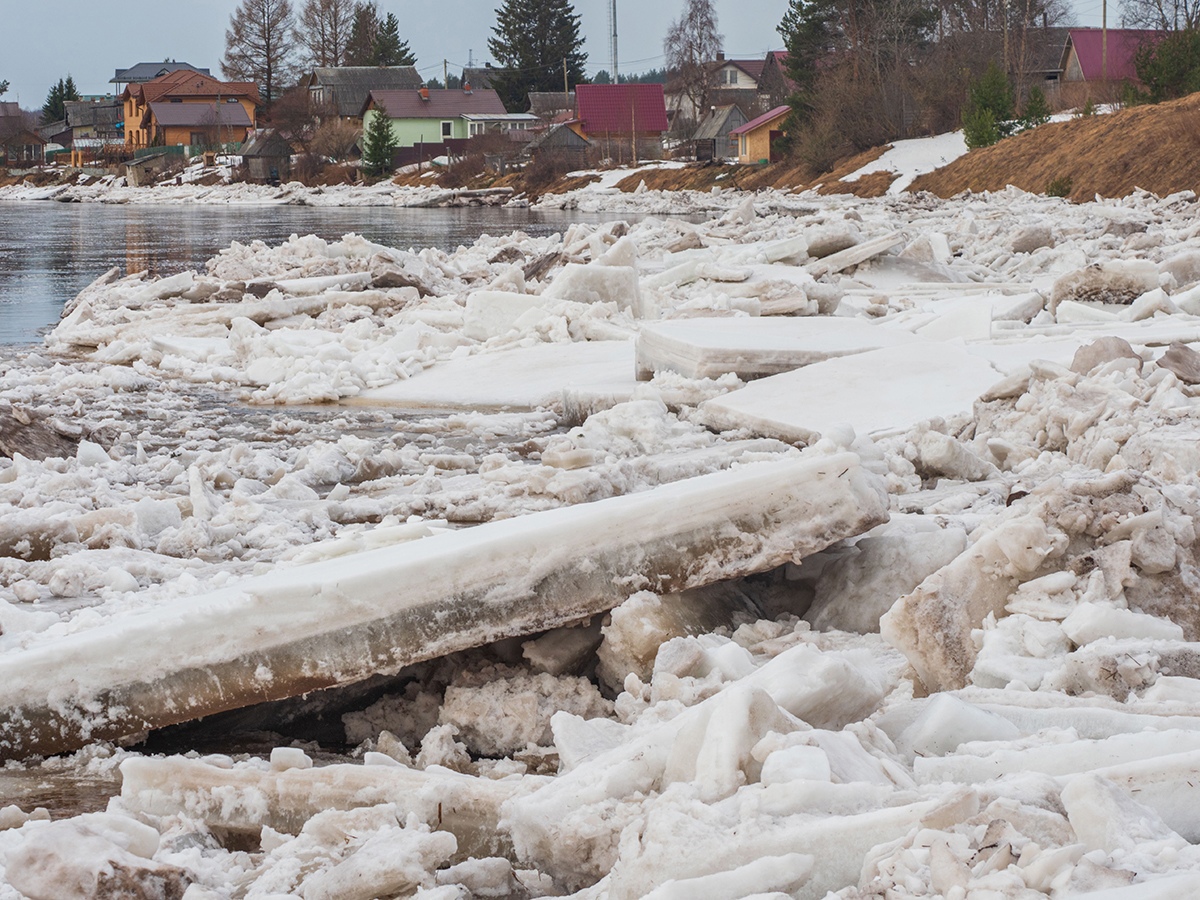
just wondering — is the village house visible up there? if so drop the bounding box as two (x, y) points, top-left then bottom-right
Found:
(571, 83), (669, 163)
(121, 70), (259, 151)
(1060, 28), (1161, 84)
(362, 85), (537, 164)
(757, 51), (797, 110)
(0, 102), (45, 166)
(730, 104), (789, 164)
(303, 67), (423, 119)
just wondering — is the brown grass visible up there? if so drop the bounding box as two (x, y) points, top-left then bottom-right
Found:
(911, 92), (1200, 201)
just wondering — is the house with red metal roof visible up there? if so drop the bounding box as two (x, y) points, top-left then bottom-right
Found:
(1061, 29), (1162, 84)
(729, 105), (789, 164)
(571, 84), (669, 162)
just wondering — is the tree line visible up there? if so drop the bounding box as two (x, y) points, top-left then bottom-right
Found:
(219, 0), (587, 110)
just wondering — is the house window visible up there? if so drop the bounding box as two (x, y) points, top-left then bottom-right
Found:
(726, 69), (738, 85)
(441, 120), (453, 139)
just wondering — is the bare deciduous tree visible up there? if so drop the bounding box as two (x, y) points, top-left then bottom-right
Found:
(295, 0), (356, 69)
(222, 0), (299, 106)
(1122, 0), (1200, 29)
(664, 0), (723, 124)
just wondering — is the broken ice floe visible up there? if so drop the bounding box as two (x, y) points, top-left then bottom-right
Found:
(12, 184), (1200, 896)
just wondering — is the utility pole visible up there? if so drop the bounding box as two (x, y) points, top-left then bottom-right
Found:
(610, 0), (619, 81)
(444, 59), (449, 88)
(1102, 0), (1108, 82)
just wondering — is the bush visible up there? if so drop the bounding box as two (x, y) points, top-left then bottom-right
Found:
(1046, 174), (1073, 198)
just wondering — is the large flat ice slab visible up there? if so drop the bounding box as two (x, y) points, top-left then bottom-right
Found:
(353, 341), (635, 411)
(635, 317), (922, 380)
(699, 343), (1003, 443)
(0, 451), (887, 757)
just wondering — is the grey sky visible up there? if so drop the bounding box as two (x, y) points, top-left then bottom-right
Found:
(4, 0), (1110, 109)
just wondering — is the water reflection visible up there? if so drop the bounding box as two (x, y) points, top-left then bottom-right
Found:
(0, 204), (666, 346)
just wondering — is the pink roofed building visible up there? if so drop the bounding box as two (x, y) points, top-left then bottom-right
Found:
(1061, 28), (1163, 84)
(571, 84), (669, 162)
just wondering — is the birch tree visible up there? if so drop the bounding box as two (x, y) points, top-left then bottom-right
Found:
(664, 0), (724, 123)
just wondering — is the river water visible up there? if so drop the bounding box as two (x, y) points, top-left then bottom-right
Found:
(0, 203), (633, 346)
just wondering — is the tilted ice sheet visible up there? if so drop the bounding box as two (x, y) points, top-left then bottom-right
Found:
(698, 342), (1004, 443)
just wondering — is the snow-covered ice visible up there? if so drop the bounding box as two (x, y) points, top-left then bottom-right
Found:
(9, 178), (1200, 897)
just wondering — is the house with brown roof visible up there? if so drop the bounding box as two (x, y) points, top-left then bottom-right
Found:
(571, 83), (669, 162)
(361, 86), (537, 148)
(121, 70), (260, 150)
(0, 102), (45, 166)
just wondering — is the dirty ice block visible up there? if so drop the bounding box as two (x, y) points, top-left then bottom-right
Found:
(0, 451), (887, 757)
(634, 317), (922, 381)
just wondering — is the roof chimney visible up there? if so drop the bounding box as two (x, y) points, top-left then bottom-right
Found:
(462, 81), (472, 94)
(419, 86), (430, 101)
(716, 51), (725, 62)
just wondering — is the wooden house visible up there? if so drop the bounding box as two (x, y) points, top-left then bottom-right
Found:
(240, 130), (293, 183)
(692, 104), (749, 161)
(572, 84), (669, 162)
(1061, 28), (1162, 84)
(729, 105), (789, 164)
(303, 67), (423, 119)
(121, 71), (259, 151)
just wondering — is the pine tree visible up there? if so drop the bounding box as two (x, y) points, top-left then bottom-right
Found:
(372, 13), (415, 66)
(488, 0), (586, 112)
(0, 80), (8, 96)
(362, 106), (398, 176)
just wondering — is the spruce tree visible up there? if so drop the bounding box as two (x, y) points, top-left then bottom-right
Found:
(488, 0), (586, 112)
(778, 0), (841, 125)
(41, 76), (79, 124)
(1021, 86), (1051, 129)
(362, 107), (398, 176)
(961, 62), (1014, 148)
(344, 2), (380, 66)
(372, 13), (415, 66)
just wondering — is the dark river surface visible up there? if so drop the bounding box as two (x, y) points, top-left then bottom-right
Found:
(0, 202), (642, 346)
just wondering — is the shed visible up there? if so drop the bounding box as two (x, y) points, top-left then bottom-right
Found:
(123, 151), (174, 187)
(240, 130), (293, 183)
(729, 105), (789, 164)
(692, 104), (749, 161)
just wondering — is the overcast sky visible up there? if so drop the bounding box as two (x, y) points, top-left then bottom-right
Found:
(4, 0), (1109, 109)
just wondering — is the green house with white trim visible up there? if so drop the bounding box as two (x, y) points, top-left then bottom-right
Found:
(361, 86), (538, 148)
